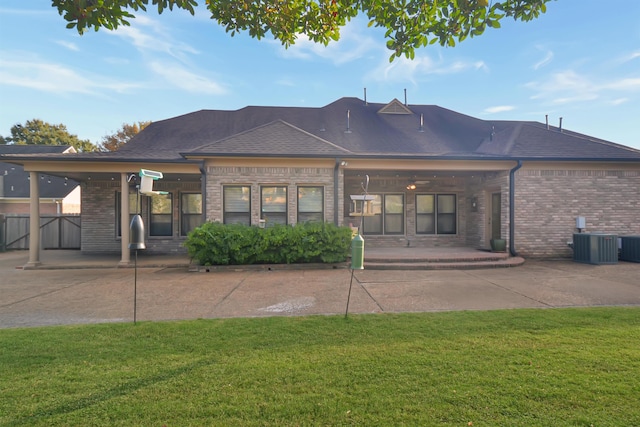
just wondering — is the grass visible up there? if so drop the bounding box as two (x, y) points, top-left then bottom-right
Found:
(1, 307), (639, 426)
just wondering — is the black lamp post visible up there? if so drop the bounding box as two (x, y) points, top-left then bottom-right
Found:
(129, 214), (145, 324)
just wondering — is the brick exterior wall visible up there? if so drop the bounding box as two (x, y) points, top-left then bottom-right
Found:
(79, 166), (640, 259)
(205, 166), (340, 226)
(514, 169), (640, 258)
(343, 174), (472, 248)
(81, 180), (201, 254)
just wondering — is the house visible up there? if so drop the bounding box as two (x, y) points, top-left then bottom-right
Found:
(0, 145), (80, 215)
(2, 97), (639, 268)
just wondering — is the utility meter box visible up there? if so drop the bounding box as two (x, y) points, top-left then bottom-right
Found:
(573, 233), (618, 265)
(619, 236), (640, 263)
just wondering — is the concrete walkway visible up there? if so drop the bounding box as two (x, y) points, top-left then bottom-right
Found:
(1, 250), (639, 328)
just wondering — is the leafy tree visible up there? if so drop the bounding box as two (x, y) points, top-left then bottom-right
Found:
(2, 119), (98, 153)
(52, 0), (552, 61)
(99, 121), (151, 152)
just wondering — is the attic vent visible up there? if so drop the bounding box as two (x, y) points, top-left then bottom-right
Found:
(378, 98), (413, 115)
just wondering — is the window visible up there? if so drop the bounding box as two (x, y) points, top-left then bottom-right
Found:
(362, 194), (404, 235)
(437, 194), (457, 234)
(116, 191), (139, 237)
(149, 193), (173, 236)
(416, 194), (435, 234)
(384, 194), (404, 234)
(181, 193), (202, 236)
(224, 186), (251, 225)
(416, 194), (457, 235)
(297, 186), (324, 223)
(261, 186), (287, 226)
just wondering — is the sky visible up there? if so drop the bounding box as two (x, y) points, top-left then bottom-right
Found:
(1, 1), (639, 150)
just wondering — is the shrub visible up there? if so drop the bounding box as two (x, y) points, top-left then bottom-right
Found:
(184, 222), (352, 266)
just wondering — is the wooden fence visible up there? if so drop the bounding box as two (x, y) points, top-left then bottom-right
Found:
(0, 214), (81, 251)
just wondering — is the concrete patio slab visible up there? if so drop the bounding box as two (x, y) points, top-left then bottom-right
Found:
(0, 251), (638, 328)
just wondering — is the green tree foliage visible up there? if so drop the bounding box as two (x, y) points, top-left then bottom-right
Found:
(2, 119), (98, 152)
(99, 121), (151, 152)
(52, 0), (552, 61)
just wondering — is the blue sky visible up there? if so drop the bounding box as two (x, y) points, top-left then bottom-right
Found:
(1, 1), (639, 150)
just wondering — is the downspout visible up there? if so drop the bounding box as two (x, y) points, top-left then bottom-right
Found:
(334, 159), (341, 225)
(199, 161), (207, 223)
(509, 160), (523, 256)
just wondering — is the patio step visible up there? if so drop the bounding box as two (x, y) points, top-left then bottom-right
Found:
(363, 256), (525, 270)
(361, 247), (525, 270)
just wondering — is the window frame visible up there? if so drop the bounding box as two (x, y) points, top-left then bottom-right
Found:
(223, 185), (251, 226)
(297, 186), (324, 224)
(261, 185), (288, 227)
(362, 193), (404, 236)
(180, 192), (203, 236)
(415, 193), (457, 235)
(148, 192), (173, 237)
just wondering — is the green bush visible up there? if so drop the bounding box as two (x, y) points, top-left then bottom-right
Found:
(184, 222), (352, 266)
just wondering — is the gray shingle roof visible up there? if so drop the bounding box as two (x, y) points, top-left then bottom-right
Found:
(118, 97), (639, 161)
(0, 145), (78, 198)
(3, 98), (639, 163)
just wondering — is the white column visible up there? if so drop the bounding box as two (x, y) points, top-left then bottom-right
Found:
(25, 171), (41, 268)
(119, 173), (131, 265)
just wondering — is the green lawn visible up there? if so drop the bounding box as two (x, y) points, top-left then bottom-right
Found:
(1, 308), (639, 426)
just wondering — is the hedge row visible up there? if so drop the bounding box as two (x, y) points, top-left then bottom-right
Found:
(184, 222), (353, 266)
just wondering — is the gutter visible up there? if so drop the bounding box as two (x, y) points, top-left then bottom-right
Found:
(509, 160), (523, 256)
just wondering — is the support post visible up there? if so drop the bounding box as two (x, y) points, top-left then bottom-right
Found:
(119, 173), (131, 266)
(25, 172), (41, 269)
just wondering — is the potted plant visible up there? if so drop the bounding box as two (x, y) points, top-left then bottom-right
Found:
(490, 238), (506, 252)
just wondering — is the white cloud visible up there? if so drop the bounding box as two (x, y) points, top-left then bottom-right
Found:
(366, 54), (488, 85)
(608, 98), (628, 106)
(149, 61), (226, 95)
(55, 40), (79, 52)
(526, 70), (599, 104)
(526, 70), (640, 106)
(623, 51), (640, 62)
(0, 56), (139, 95)
(103, 15), (228, 96)
(276, 78), (296, 87)
(533, 47), (553, 70)
(603, 78), (640, 91)
(275, 20), (378, 65)
(109, 15), (199, 60)
(484, 105), (516, 114)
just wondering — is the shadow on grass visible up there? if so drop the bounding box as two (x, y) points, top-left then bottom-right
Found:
(7, 357), (214, 427)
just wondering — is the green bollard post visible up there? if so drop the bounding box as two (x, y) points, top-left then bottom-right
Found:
(351, 234), (364, 270)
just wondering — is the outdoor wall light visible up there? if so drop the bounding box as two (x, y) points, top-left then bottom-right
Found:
(406, 182), (417, 190)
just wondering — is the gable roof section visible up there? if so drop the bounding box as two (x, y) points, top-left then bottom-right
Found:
(186, 120), (351, 157)
(378, 99), (413, 115)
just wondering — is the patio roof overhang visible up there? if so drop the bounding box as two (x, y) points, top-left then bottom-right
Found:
(2, 158), (204, 183)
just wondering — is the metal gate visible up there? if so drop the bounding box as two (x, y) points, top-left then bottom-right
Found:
(0, 214), (81, 251)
